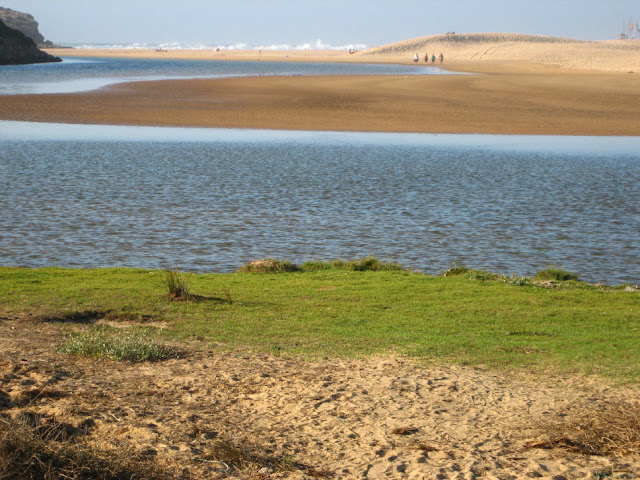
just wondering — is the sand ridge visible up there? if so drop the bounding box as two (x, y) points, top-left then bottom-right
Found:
(1, 69), (638, 135)
(362, 33), (640, 73)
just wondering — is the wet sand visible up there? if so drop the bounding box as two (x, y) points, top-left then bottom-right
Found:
(1, 67), (639, 135)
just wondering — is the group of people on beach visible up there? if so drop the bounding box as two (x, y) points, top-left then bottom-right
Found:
(414, 52), (444, 64)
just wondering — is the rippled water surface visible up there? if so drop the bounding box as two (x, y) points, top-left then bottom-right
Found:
(1, 122), (639, 284)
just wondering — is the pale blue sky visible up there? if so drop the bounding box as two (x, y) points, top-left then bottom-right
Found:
(3, 0), (639, 47)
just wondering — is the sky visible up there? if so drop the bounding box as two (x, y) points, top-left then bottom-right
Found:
(2, 0), (639, 47)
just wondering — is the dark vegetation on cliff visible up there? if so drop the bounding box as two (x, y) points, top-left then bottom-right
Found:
(0, 18), (61, 65)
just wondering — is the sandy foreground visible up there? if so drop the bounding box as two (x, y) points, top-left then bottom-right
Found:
(0, 33), (638, 135)
(1, 317), (639, 480)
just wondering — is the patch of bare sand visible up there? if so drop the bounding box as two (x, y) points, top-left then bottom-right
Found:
(1, 319), (638, 479)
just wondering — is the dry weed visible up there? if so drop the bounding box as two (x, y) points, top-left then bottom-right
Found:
(0, 414), (171, 480)
(392, 426), (420, 435)
(200, 435), (330, 477)
(527, 399), (640, 458)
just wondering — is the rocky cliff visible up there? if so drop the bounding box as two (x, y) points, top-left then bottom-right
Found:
(0, 7), (51, 46)
(0, 18), (61, 65)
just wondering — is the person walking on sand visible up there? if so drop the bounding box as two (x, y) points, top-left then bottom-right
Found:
(431, 54), (436, 64)
(439, 52), (444, 64)
(424, 52), (429, 63)
(413, 53), (419, 63)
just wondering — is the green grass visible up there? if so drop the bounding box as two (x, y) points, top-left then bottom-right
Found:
(58, 325), (177, 361)
(1, 265), (638, 379)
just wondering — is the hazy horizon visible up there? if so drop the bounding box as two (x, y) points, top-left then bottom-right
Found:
(2, 0), (639, 48)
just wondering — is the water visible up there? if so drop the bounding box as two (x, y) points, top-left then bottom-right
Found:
(0, 56), (452, 95)
(1, 121), (638, 285)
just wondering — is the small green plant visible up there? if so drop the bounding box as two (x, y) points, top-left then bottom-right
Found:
(535, 266), (580, 282)
(443, 266), (500, 281)
(465, 269), (502, 281)
(164, 269), (193, 300)
(237, 259), (301, 273)
(59, 326), (176, 361)
(503, 274), (531, 286)
(442, 265), (471, 276)
(345, 256), (405, 272)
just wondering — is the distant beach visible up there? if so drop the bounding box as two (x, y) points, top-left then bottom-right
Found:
(1, 33), (638, 135)
(46, 33), (640, 72)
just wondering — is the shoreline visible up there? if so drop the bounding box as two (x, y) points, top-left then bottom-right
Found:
(5, 118), (640, 143)
(1, 40), (638, 136)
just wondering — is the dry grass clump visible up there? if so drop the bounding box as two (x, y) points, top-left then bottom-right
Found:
(527, 399), (640, 458)
(0, 414), (171, 480)
(391, 426), (419, 436)
(200, 435), (330, 477)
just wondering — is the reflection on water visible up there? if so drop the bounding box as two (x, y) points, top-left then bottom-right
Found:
(0, 121), (639, 285)
(0, 57), (453, 95)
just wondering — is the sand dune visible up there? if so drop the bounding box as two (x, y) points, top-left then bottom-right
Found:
(362, 33), (640, 73)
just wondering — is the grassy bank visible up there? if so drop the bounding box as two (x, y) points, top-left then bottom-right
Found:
(0, 264), (638, 379)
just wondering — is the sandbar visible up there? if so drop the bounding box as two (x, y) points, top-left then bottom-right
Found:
(1, 33), (639, 135)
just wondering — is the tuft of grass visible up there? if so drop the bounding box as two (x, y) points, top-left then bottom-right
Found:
(465, 269), (503, 281)
(0, 415), (171, 480)
(535, 266), (580, 282)
(503, 274), (531, 286)
(59, 326), (177, 362)
(302, 256), (406, 272)
(237, 259), (301, 273)
(443, 266), (503, 281)
(527, 399), (640, 458)
(442, 265), (471, 276)
(164, 269), (193, 300)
